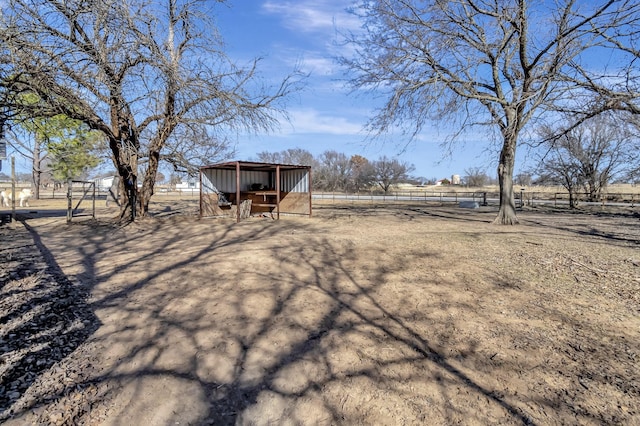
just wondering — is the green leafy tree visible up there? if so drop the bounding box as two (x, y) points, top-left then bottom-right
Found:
(10, 93), (56, 198)
(15, 94), (103, 196)
(47, 128), (101, 182)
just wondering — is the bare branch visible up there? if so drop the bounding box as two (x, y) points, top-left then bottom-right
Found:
(1, 0), (303, 219)
(340, 0), (640, 224)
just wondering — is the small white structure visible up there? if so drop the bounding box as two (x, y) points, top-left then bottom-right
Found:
(175, 180), (200, 191)
(94, 176), (115, 192)
(451, 174), (461, 185)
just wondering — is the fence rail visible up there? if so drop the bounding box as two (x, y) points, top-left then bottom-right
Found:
(6, 186), (639, 208)
(313, 190), (639, 208)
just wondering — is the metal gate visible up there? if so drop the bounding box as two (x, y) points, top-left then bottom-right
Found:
(67, 180), (96, 223)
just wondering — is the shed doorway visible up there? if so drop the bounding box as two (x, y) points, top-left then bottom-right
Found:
(200, 161), (312, 222)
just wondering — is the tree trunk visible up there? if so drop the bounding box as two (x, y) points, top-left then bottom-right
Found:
(140, 144), (161, 214)
(32, 139), (41, 199)
(569, 190), (577, 208)
(587, 180), (598, 202)
(493, 136), (519, 225)
(109, 129), (140, 222)
(119, 174), (138, 221)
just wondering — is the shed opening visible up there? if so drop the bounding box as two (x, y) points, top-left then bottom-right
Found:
(200, 161), (312, 222)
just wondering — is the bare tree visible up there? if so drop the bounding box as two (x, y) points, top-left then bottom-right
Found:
(256, 148), (318, 167)
(515, 172), (533, 187)
(341, 0), (640, 224)
(160, 126), (235, 178)
(349, 154), (375, 192)
(535, 158), (583, 208)
(372, 156), (414, 193)
(315, 150), (353, 191)
(4, 128), (49, 198)
(561, 6), (640, 122)
(464, 167), (491, 188)
(0, 0), (301, 220)
(536, 114), (635, 205)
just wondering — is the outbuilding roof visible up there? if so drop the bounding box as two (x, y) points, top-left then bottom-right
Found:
(200, 161), (311, 172)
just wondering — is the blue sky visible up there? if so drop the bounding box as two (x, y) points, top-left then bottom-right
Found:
(3, 0), (502, 180)
(214, 0), (499, 181)
(4, 1), (632, 181)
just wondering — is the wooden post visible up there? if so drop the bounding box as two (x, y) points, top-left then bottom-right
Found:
(235, 161), (241, 223)
(67, 179), (72, 223)
(308, 167), (313, 217)
(10, 156), (15, 223)
(198, 169), (202, 218)
(276, 165), (280, 220)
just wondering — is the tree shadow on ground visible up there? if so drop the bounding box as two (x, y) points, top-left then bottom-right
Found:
(314, 203), (498, 224)
(5, 212), (538, 424)
(0, 220), (100, 421)
(3, 206), (638, 424)
(519, 209), (640, 247)
(201, 239), (536, 425)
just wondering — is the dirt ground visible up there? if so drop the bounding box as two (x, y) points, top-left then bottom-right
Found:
(1, 198), (639, 425)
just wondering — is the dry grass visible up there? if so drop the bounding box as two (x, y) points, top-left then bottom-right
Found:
(2, 199), (639, 425)
(395, 183), (640, 194)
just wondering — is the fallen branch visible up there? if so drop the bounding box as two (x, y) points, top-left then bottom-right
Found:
(570, 258), (606, 276)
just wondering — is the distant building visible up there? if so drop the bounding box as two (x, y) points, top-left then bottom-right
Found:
(175, 180), (200, 191)
(94, 176), (115, 192)
(451, 174), (461, 185)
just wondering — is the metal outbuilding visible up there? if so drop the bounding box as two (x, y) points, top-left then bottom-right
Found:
(199, 161), (312, 222)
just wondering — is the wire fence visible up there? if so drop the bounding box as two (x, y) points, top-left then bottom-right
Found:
(313, 190), (639, 208)
(4, 184), (639, 209)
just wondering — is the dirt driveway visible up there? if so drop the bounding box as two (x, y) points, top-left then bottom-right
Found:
(1, 200), (639, 425)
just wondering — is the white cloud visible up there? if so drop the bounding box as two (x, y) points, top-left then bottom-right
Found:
(261, 0), (360, 34)
(300, 55), (336, 76)
(283, 108), (364, 135)
(264, 44), (337, 77)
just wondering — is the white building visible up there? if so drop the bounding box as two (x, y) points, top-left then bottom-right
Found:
(94, 176), (115, 192)
(175, 180), (200, 191)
